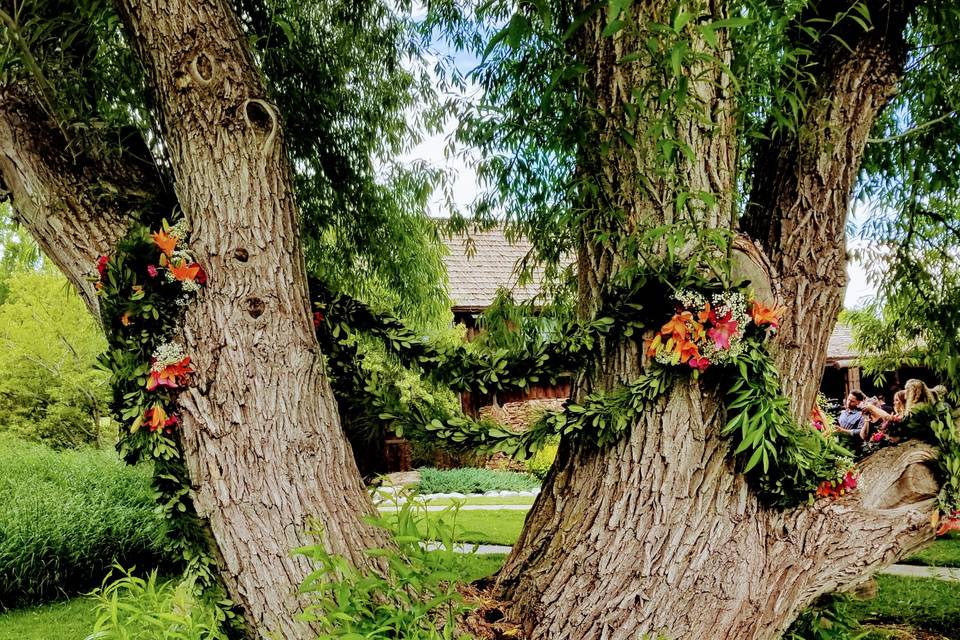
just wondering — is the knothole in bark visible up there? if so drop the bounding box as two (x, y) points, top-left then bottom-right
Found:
(242, 98), (278, 157)
(233, 247), (249, 262)
(189, 51), (218, 86)
(245, 296), (266, 319)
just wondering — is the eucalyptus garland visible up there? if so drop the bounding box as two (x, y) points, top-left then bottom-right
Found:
(94, 220), (228, 604)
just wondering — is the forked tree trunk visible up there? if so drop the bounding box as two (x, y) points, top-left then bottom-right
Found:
(497, 2), (934, 638)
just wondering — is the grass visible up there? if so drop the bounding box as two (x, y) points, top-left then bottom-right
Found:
(903, 534), (960, 568)
(848, 574), (960, 636)
(0, 553), (508, 640)
(0, 437), (173, 608)
(416, 467), (540, 494)
(0, 597), (96, 640)
(425, 510), (526, 546)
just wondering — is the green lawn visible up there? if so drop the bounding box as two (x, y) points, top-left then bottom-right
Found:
(849, 574), (960, 637)
(418, 495), (536, 507)
(424, 509), (527, 546)
(0, 597), (96, 640)
(904, 534), (960, 568)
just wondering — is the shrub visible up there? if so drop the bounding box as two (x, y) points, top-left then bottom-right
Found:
(0, 438), (172, 609)
(524, 438), (559, 480)
(0, 272), (110, 448)
(416, 467), (540, 494)
(87, 569), (231, 640)
(297, 499), (478, 639)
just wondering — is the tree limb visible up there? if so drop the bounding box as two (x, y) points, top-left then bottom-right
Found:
(761, 441), (939, 634)
(0, 84), (168, 317)
(742, 0), (918, 417)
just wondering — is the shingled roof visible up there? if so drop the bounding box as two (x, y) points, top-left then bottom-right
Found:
(442, 227), (859, 361)
(443, 226), (544, 311)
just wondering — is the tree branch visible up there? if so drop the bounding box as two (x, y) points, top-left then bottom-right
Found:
(0, 84), (168, 317)
(742, 0), (918, 417)
(761, 441), (939, 634)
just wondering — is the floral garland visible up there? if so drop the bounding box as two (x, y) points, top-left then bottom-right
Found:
(94, 219), (222, 592)
(313, 280), (863, 508)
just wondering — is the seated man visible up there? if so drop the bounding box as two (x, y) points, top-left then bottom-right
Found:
(836, 390), (867, 443)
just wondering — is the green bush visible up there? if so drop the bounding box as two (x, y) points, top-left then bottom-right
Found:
(0, 438), (173, 609)
(0, 272), (110, 448)
(525, 438), (559, 480)
(416, 467), (540, 494)
(87, 569), (231, 640)
(298, 500), (479, 639)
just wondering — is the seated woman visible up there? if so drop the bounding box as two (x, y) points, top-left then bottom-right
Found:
(861, 396), (893, 451)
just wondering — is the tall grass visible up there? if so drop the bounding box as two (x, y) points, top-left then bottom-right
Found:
(0, 437), (172, 609)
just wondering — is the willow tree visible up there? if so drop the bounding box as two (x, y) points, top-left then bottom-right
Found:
(1, 1), (959, 640)
(435, 0), (958, 638)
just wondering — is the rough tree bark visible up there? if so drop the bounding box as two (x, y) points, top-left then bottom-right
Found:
(0, 87), (160, 316)
(1, 2), (389, 638)
(497, 2), (935, 639)
(743, 0), (916, 416)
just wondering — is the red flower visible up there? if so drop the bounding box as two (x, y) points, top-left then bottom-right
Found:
(313, 311), (324, 328)
(817, 471), (858, 498)
(937, 512), (960, 537)
(195, 264), (207, 285)
(96, 255), (109, 279)
(689, 357), (710, 372)
(147, 264), (159, 278)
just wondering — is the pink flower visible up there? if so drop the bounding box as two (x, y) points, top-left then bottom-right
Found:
(688, 357), (710, 372)
(147, 264), (159, 278)
(707, 309), (739, 350)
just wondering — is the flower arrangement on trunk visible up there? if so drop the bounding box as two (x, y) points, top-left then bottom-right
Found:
(646, 289), (783, 374)
(94, 219), (221, 591)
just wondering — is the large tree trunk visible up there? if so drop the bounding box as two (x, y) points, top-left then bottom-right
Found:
(1, 2), (389, 637)
(497, 2), (933, 638)
(110, 2), (389, 637)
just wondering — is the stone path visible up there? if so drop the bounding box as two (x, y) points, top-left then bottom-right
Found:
(879, 564), (960, 582)
(378, 503), (532, 512)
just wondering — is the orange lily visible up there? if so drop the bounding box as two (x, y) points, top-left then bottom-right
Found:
(751, 300), (785, 328)
(169, 260), (201, 282)
(676, 338), (700, 364)
(146, 356), (193, 391)
(660, 311), (693, 342)
(144, 405), (168, 432)
(152, 230), (178, 257)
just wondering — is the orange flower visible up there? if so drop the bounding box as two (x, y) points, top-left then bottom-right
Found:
(751, 300), (785, 329)
(675, 338), (701, 364)
(120, 313), (131, 327)
(152, 230), (178, 257)
(146, 357), (193, 391)
(646, 334), (664, 358)
(936, 513), (960, 537)
(169, 260), (201, 282)
(144, 405), (168, 432)
(660, 311), (693, 342)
